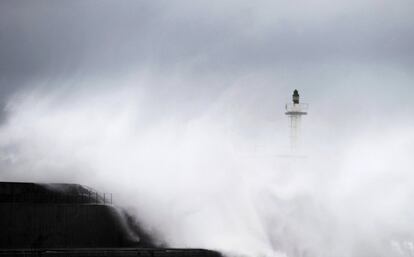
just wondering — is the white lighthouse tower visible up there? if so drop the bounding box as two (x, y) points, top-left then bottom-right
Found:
(285, 89), (308, 153)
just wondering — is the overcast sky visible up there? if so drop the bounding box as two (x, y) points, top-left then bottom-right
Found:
(1, 0), (413, 116)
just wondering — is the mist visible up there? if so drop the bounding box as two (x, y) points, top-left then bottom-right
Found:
(1, 0), (414, 256)
(1, 75), (414, 257)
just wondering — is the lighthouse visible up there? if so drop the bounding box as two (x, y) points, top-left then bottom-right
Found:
(285, 90), (308, 153)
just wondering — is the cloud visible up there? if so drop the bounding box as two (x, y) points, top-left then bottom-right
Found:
(1, 0), (413, 84)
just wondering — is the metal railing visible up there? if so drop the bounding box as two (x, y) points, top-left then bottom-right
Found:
(285, 103), (309, 112)
(0, 192), (113, 204)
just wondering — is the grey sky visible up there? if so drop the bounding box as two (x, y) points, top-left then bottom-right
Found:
(1, 0), (413, 93)
(0, 0), (413, 138)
